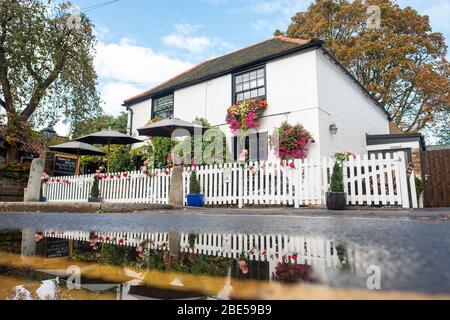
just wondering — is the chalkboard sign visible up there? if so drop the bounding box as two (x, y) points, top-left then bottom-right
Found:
(54, 156), (77, 177)
(46, 238), (69, 258)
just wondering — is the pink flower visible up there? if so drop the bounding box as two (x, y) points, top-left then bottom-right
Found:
(238, 149), (248, 162)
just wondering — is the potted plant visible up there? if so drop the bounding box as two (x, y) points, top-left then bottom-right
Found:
(326, 161), (347, 210)
(186, 171), (204, 207)
(88, 174), (102, 203)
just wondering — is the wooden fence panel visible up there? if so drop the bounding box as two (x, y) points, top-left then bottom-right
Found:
(424, 150), (450, 207)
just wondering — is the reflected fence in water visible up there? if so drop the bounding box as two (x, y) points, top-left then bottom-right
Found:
(43, 229), (356, 272)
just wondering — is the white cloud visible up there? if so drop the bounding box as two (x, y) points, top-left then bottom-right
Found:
(48, 37), (197, 137)
(95, 38), (193, 85)
(163, 23), (233, 54)
(100, 82), (143, 116)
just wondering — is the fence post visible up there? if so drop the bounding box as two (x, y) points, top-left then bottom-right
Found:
(238, 164), (244, 209)
(397, 152), (411, 209)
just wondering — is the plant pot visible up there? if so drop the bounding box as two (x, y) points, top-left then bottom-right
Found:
(88, 197), (102, 203)
(326, 192), (347, 210)
(186, 194), (205, 207)
(39, 197), (47, 203)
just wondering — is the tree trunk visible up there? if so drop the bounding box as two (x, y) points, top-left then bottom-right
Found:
(6, 146), (20, 162)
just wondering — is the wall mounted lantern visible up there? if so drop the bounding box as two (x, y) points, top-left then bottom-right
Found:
(329, 123), (338, 136)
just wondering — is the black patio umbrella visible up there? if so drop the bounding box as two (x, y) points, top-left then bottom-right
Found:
(49, 141), (107, 175)
(75, 129), (143, 172)
(49, 141), (107, 156)
(137, 118), (207, 138)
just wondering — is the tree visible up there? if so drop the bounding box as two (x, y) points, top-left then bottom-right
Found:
(283, 0), (449, 136)
(0, 0), (100, 161)
(72, 112), (128, 137)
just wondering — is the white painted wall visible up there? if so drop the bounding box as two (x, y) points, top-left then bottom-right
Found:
(128, 99), (151, 144)
(265, 50), (318, 114)
(315, 50), (390, 157)
(174, 74), (232, 126)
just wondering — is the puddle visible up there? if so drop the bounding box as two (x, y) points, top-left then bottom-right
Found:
(0, 228), (449, 300)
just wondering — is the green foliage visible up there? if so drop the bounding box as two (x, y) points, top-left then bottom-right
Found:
(188, 234), (197, 249)
(108, 145), (134, 173)
(415, 177), (424, 194)
(99, 244), (135, 266)
(129, 142), (153, 162)
(152, 137), (177, 168)
(0, 0), (100, 160)
(72, 112), (128, 137)
(90, 175), (100, 199)
(330, 162), (344, 192)
(189, 171), (201, 194)
(175, 117), (231, 165)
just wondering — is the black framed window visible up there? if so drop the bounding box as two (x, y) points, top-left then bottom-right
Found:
(232, 132), (268, 162)
(152, 94), (174, 119)
(233, 66), (266, 103)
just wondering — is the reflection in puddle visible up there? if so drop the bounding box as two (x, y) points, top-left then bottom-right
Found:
(0, 229), (447, 300)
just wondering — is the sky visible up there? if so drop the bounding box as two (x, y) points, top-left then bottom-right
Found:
(54, 0), (450, 136)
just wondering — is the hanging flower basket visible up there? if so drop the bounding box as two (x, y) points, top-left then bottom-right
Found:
(271, 122), (315, 160)
(226, 99), (268, 135)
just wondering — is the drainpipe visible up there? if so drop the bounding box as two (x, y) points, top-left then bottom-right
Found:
(125, 105), (134, 136)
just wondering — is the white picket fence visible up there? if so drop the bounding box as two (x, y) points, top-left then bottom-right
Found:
(183, 152), (419, 208)
(44, 169), (171, 204)
(44, 152), (418, 208)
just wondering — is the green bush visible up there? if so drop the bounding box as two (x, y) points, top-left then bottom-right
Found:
(189, 171), (201, 194)
(415, 177), (424, 194)
(330, 162), (344, 192)
(90, 175), (100, 198)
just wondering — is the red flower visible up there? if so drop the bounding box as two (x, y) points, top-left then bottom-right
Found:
(105, 236), (110, 241)
(123, 173), (128, 178)
(110, 175), (114, 179)
(289, 162), (295, 169)
(98, 236), (103, 241)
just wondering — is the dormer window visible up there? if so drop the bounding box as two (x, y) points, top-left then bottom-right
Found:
(233, 66), (266, 103)
(152, 94), (174, 119)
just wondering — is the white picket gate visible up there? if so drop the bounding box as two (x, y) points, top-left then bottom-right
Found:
(44, 169), (171, 204)
(183, 152), (419, 208)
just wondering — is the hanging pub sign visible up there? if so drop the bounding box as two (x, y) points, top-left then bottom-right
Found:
(54, 155), (78, 177)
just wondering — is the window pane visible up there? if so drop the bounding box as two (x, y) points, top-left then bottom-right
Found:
(257, 69), (264, 78)
(242, 73), (249, 82)
(257, 78), (265, 87)
(250, 80), (257, 89)
(250, 89), (258, 98)
(235, 75), (243, 84)
(258, 88), (266, 96)
(235, 84), (243, 92)
(153, 94), (174, 119)
(243, 91), (251, 100)
(250, 71), (257, 80)
(236, 93), (244, 101)
(243, 82), (250, 90)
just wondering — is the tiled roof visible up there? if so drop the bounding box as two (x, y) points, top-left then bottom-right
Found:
(124, 36), (322, 106)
